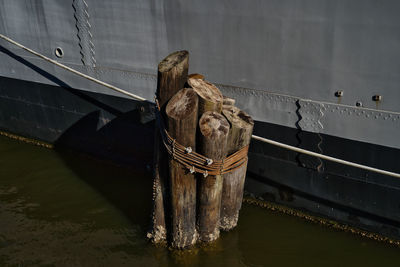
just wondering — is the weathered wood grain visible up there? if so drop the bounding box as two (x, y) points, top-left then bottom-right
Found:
(188, 78), (223, 115)
(166, 88), (199, 248)
(220, 105), (254, 231)
(197, 111), (229, 242)
(149, 50), (189, 243)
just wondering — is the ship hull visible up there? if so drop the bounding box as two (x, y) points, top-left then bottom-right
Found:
(1, 76), (399, 239)
(1, 0), (400, 240)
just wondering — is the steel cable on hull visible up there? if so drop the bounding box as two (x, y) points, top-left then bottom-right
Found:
(0, 33), (146, 101)
(1, 33), (399, 179)
(251, 135), (400, 178)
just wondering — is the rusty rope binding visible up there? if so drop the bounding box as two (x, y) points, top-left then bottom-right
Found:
(155, 97), (249, 176)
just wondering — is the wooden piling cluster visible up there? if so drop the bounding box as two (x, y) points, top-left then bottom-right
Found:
(148, 51), (254, 249)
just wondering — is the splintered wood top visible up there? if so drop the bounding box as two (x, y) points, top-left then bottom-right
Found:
(158, 50), (188, 72)
(199, 111), (229, 140)
(166, 88), (198, 120)
(222, 105), (254, 129)
(188, 78), (223, 103)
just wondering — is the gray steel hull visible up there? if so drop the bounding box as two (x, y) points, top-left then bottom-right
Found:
(1, 76), (399, 240)
(0, 0), (399, 238)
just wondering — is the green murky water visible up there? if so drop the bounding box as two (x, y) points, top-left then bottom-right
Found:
(0, 135), (399, 267)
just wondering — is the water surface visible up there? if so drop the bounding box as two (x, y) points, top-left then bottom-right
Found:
(0, 135), (399, 266)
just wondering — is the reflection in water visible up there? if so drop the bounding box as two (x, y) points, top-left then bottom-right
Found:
(0, 135), (399, 266)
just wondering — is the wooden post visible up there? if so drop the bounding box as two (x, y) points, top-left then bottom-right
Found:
(157, 51), (189, 107)
(188, 73), (204, 80)
(188, 78), (223, 115)
(197, 111), (230, 242)
(166, 88), (199, 248)
(220, 105), (254, 231)
(223, 96), (236, 106)
(149, 51), (189, 243)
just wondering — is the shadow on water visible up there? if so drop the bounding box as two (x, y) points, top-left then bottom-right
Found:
(54, 146), (154, 231)
(1, 44), (156, 232)
(53, 109), (156, 232)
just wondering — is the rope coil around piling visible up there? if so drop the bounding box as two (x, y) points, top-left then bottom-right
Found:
(155, 98), (248, 176)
